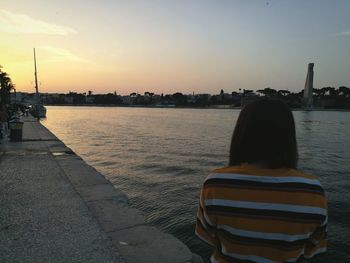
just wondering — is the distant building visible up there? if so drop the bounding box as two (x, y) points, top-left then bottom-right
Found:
(186, 94), (196, 104)
(10, 92), (24, 103)
(195, 94), (211, 106)
(64, 96), (74, 104)
(121, 96), (132, 105)
(85, 95), (95, 104)
(10, 92), (35, 105)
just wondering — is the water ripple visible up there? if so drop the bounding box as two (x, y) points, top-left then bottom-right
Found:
(42, 107), (350, 261)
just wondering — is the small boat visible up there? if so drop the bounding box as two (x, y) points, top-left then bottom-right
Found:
(31, 103), (46, 118)
(30, 48), (47, 118)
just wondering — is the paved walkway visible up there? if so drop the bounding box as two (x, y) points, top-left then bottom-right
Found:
(0, 116), (123, 262)
(0, 116), (202, 263)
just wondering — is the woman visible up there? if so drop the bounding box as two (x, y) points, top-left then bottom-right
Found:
(195, 99), (327, 263)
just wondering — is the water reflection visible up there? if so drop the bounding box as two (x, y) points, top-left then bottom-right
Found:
(42, 107), (350, 262)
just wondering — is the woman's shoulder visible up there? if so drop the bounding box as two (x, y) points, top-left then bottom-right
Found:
(286, 168), (320, 181)
(210, 163), (272, 174)
(209, 164), (320, 181)
(206, 165), (326, 199)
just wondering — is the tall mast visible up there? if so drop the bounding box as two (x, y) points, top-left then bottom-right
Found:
(33, 48), (39, 102)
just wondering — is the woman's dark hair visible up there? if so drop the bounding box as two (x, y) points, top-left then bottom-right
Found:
(229, 99), (297, 168)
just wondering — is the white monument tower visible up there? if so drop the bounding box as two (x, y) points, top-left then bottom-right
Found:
(303, 63), (314, 109)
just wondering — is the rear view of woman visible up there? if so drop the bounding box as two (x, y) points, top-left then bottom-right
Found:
(195, 99), (327, 262)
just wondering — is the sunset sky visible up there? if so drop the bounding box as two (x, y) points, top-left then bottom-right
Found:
(0, 0), (349, 95)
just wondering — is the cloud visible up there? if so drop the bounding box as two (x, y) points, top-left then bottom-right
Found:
(0, 9), (76, 35)
(40, 46), (86, 62)
(36, 46), (120, 72)
(339, 31), (350, 36)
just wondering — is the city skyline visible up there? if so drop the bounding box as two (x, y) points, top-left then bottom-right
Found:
(1, 0), (350, 95)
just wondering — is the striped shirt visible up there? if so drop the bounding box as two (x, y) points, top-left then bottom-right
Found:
(195, 164), (327, 263)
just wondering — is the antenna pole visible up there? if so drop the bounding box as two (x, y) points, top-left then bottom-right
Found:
(33, 48), (39, 103)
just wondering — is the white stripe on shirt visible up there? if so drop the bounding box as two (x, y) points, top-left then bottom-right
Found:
(205, 199), (327, 216)
(285, 247), (327, 262)
(221, 244), (277, 263)
(218, 224), (313, 242)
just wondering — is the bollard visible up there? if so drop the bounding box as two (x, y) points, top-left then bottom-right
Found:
(9, 120), (24, 142)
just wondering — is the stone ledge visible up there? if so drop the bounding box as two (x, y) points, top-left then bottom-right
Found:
(38, 119), (204, 263)
(109, 225), (195, 263)
(56, 155), (110, 187)
(86, 199), (145, 232)
(75, 184), (128, 204)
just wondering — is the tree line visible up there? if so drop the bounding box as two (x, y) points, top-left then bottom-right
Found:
(2, 65), (350, 108)
(0, 66), (14, 106)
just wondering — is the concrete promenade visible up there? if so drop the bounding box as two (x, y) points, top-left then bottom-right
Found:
(0, 116), (202, 263)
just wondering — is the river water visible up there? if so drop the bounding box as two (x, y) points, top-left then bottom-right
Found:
(42, 106), (350, 262)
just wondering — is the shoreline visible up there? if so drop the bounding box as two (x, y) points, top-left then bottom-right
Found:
(44, 104), (350, 111)
(0, 116), (202, 263)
